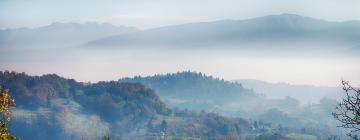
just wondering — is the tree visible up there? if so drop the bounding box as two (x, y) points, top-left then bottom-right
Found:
(160, 120), (167, 140)
(0, 86), (17, 140)
(332, 80), (360, 140)
(102, 134), (110, 140)
(161, 120), (167, 131)
(254, 121), (258, 130)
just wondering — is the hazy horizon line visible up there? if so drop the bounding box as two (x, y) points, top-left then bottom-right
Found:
(2, 13), (360, 30)
(1, 70), (345, 88)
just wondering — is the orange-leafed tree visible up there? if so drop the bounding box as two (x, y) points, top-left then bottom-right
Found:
(0, 85), (17, 140)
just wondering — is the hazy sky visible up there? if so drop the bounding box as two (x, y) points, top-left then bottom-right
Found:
(1, 0), (360, 29)
(1, 46), (359, 87)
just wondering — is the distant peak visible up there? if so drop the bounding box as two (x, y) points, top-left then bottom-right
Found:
(265, 13), (312, 19)
(49, 22), (104, 27)
(39, 22), (139, 31)
(247, 13), (330, 25)
(279, 13), (303, 17)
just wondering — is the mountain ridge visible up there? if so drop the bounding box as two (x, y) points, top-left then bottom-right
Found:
(236, 79), (342, 104)
(87, 13), (360, 47)
(0, 22), (139, 50)
(0, 22), (139, 32)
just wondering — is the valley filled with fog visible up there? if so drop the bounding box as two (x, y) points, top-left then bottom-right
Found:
(1, 14), (360, 139)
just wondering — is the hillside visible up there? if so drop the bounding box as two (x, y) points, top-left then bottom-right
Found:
(0, 71), (255, 140)
(118, 71), (336, 114)
(0, 71), (169, 139)
(0, 71), (346, 139)
(119, 72), (267, 114)
(118, 71), (343, 139)
(120, 71), (255, 100)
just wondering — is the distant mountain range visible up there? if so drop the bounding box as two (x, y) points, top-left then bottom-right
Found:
(236, 79), (342, 104)
(87, 14), (360, 48)
(0, 14), (360, 51)
(2, 14), (360, 51)
(0, 22), (138, 49)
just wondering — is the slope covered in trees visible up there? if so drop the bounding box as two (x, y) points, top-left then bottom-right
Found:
(119, 71), (299, 115)
(0, 71), (345, 139)
(120, 71), (255, 100)
(119, 71), (345, 139)
(0, 71), (256, 139)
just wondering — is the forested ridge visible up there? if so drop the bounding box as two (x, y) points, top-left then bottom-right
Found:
(0, 71), (254, 139)
(0, 71), (343, 139)
(120, 71), (255, 100)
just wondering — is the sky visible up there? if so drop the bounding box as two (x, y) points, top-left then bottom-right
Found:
(1, 0), (360, 29)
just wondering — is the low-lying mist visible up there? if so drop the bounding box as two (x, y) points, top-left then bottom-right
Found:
(1, 41), (359, 87)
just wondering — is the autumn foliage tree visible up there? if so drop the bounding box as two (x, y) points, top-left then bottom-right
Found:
(0, 85), (17, 140)
(333, 80), (360, 140)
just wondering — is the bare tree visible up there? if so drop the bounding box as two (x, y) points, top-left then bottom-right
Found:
(333, 80), (360, 140)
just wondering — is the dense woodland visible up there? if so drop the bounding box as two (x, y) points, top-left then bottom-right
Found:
(120, 71), (255, 99)
(0, 71), (346, 139)
(0, 71), (250, 139)
(120, 71), (345, 139)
